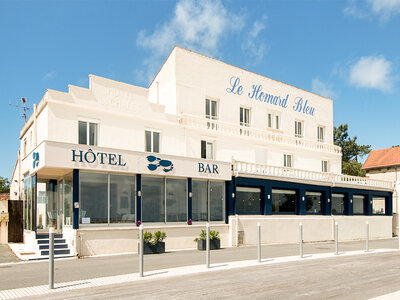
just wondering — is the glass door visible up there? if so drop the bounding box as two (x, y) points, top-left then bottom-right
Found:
(36, 179), (58, 232)
(57, 180), (64, 232)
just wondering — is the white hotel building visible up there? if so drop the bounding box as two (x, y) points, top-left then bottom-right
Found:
(10, 47), (394, 257)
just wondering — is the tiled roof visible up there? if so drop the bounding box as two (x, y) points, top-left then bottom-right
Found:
(0, 193), (9, 201)
(362, 147), (400, 170)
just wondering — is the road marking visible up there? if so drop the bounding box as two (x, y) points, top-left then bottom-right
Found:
(0, 248), (397, 299)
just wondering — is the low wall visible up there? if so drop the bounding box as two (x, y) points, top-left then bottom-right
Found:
(76, 224), (229, 257)
(229, 215), (393, 246)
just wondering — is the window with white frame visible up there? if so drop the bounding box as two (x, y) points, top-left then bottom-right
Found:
(145, 130), (160, 153)
(295, 120), (303, 138)
(322, 160), (328, 172)
(205, 99), (218, 120)
(240, 107), (251, 127)
(284, 154), (293, 168)
(79, 120), (98, 146)
(267, 112), (281, 130)
(201, 140), (214, 159)
(317, 126), (325, 142)
(22, 138), (27, 157)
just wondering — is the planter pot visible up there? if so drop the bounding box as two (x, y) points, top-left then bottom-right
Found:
(197, 239), (221, 250)
(139, 242), (165, 254)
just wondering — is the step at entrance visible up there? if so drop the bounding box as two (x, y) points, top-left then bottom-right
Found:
(35, 233), (72, 258)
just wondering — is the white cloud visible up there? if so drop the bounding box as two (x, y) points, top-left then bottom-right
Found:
(42, 71), (56, 80)
(136, 0), (244, 84)
(344, 0), (400, 20)
(349, 55), (394, 92)
(311, 78), (337, 99)
(241, 15), (268, 64)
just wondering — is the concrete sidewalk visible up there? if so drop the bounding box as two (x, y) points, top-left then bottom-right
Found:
(0, 245), (19, 264)
(0, 238), (397, 291)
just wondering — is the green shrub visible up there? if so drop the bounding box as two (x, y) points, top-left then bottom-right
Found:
(138, 231), (166, 245)
(194, 229), (220, 242)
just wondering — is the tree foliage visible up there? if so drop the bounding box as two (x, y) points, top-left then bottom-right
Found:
(334, 124), (371, 177)
(0, 176), (10, 193)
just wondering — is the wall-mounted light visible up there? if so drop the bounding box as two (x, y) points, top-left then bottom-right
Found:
(350, 199), (353, 203)
(267, 194), (271, 200)
(189, 192), (193, 198)
(302, 196), (305, 201)
(232, 193), (235, 198)
(137, 191), (142, 197)
(328, 198), (331, 203)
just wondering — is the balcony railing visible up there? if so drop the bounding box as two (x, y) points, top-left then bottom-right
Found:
(180, 114), (342, 155)
(233, 161), (394, 190)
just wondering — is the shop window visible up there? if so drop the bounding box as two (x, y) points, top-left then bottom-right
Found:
(317, 126), (325, 142)
(142, 176), (165, 223)
(192, 180), (225, 222)
(305, 191), (322, 214)
(353, 195), (365, 214)
(332, 193), (345, 215)
(272, 189), (296, 214)
(63, 174), (73, 226)
(80, 172), (108, 224)
(372, 197), (385, 214)
(79, 121), (98, 146)
(166, 178), (187, 222)
(201, 140), (214, 159)
(110, 174), (136, 223)
(295, 120), (304, 138)
(145, 130), (160, 153)
(322, 160), (328, 172)
(284, 154), (293, 168)
(192, 181), (208, 221)
(236, 187), (262, 215)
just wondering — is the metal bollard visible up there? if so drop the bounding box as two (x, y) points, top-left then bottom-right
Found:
(206, 223), (210, 268)
(335, 222), (339, 255)
(366, 221), (369, 252)
(49, 227), (54, 289)
(299, 222), (303, 258)
(257, 222), (261, 263)
(139, 225), (144, 277)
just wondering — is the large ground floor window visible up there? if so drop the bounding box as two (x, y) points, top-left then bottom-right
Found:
(192, 180), (225, 222)
(80, 172), (136, 224)
(23, 174), (35, 231)
(332, 193), (345, 215)
(236, 187), (262, 215)
(305, 191), (322, 214)
(353, 195), (365, 214)
(272, 189), (296, 214)
(372, 197), (385, 215)
(142, 176), (187, 223)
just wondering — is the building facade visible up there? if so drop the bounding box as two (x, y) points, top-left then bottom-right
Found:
(11, 47), (394, 256)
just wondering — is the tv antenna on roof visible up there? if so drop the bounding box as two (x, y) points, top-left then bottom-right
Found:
(9, 97), (31, 122)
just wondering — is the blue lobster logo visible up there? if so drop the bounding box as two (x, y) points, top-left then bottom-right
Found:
(32, 152), (39, 169)
(146, 155), (174, 172)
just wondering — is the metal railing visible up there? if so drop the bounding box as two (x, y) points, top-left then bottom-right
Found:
(233, 161), (394, 190)
(180, 114), (342, 155)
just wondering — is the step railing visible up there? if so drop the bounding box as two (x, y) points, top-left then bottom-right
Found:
(233, 161), (394, 190)
(180, 114), (342, 155)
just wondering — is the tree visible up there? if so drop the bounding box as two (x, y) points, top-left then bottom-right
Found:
(0, 176), (10, 193)
(334, 124), (371, 177)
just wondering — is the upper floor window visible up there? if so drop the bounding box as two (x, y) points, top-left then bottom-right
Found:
(268, 112), (281, 130)
(145, 130), (160, 153)
(284, 154), (293, 168)
(201, 140), (214, 159)
(295, 120), (303, 138)
(322, 160), (328, 172)
(240, 107), (251, 127)
(79, 121), (98, 146)
(317, 126), (325, 142)
(205, 99), (218, 120)
(22, 138), (27, 157)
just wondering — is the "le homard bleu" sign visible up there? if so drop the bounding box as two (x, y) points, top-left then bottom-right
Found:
(226, 76), (316, 116)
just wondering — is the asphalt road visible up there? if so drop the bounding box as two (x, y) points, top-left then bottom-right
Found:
(0, 238), (397, 291)
(24, 250), (400, 300)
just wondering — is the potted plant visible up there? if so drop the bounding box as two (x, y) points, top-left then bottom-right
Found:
(194, 229), (221, 250)
(138, 231), (166, 254)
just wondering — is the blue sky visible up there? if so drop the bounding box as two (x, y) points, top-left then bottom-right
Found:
(1, 0), (400, 179)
